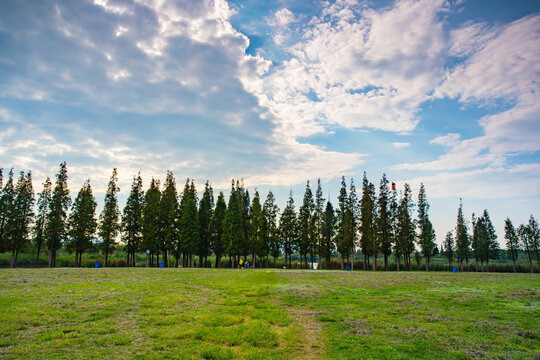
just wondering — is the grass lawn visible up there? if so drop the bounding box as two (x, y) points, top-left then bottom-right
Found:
(0, 269), (538, 359)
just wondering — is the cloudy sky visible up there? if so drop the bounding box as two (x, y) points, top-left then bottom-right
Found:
(1, 0), (539, 245)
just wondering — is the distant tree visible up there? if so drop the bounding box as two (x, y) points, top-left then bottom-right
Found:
(517, 224), (534, 273)
(377, 174), (393, 271)
(222, 181), (243, 267)
(209, 192), (226, 268)
(444, 231), (455, 271)
(179, 196), (199, 267)
(298, 181), (314, 268)
(8, 171), (34, 267)
(322, 201), (335, 268)
(528, 215), (540, 272)
(33, 177), (52, 266)
(263, 191), (280, 267)
(45, 162), (71, 268)
(361, 175), (378, 270)
(335, 176), (348, 269)
(142, 178), (161, 267)
(198, 181), (213, 267)
(98, 168), (121, 267)
(238, 181), (250, 261)
(249, 190), (264, 268)
(122, 173), (144, 267)
(396, 184), (415, 271)
(454, 199), (470, 271)
(314, 179), (325, 268)
(389, 183), (400, 270)
(481, 210), (499, 271)
(0, 170), (15, 256)
(67, 181), (97, 267)
(504, 218), (520, 272)
(160, 171), (179, 267)
(471, 213), (481, 271)
(346, 178), (360, 270)
(279, 191), (297, 269)
(416, 183), (436, 271)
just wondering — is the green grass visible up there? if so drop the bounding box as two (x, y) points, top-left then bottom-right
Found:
(0, 269), (538, 359)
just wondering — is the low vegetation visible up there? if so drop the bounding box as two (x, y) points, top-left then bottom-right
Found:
(0, 269), (538, 359)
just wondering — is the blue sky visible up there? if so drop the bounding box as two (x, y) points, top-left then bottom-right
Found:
(1, 0), (539, 245)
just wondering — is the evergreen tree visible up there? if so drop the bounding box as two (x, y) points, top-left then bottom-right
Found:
(198, 181), (213, 267)
(528, 215), (540, 272)
(471, 213), (481, 270)
(179, 196), (199, 267)
(142, 178), (160, 266)
(481, 210), (499, 271)
(263, 191), (280, 267)
(504, 217), (520, 272)
(209, 192), (226, 268)
(0, 169), (15, 256)
(335, 176), (348, 269)
(222, 181), (243, 267)
(279, 191), (297, 269)
(454, 199), (470, 271)
(122, 173), (144, 267)
(45, 162), (71, 268)
(238, 181), (251, 260)
(360, 174), (376, 270)
(389, 182), (400, 270)
(33, 177), (52, 266)
(249, 190), (264, 268)
(314, 179), (325, 267)
(517, 224), (534, 273)
(67, 181), (97, 267)
(160, 171), (179, 267)
(396, 184), (415, 271)
(298, 181), (314, 268)
(322, 201), (335, 267)
(377, 174), (392, 271)
(444, 231), (455, 270)
(416, 183), (436, 271)
(347, 179), (360, 270)
(8, 171), (34, 267)
(98, 168), (121, 267)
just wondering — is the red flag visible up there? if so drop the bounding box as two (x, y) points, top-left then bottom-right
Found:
(391, 182), (396, 191)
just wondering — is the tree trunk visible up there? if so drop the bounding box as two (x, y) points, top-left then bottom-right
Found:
(146, 252), (150, 267)
(350, 250), (354, 271)
(74, 251), (78, 267)
(340, 254), (344, 270)
(35, 243), (42, 266)
(372, 255), (376, 271)
(104, 252), (108, 268)
(363, 254), (366, 270)
(384, 254), (388, 271)
(396, 255), (400, 272)
(10, 250), (16, 268)
(512, 260), (516, 273)
(48, 250), (54, 268)
(425, 256), (429, 272)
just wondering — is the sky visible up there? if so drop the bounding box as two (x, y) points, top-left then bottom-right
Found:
(1, 0), (539, 246)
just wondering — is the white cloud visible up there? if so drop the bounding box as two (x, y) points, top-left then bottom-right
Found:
(392, 142), (410, 149)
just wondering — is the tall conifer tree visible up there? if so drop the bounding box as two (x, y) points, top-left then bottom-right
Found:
(67, 181), (97, 267)
(210, 192), (226, 268)
(280, 191), (297, 269)
(9, 171), (34, 267)
(455, 199), (470, 271)
(98, 168), (121, 267)
(45, 162), (71, 268)
(34, 177), (52, 266)
(263, 191), (280, 267)
(122, 173), (143, 267)
(142, 178), (161, 266)
(417, 183), (436, 271)
(198, 181), (213, 267)
(504, 218), (520, 272)
(377, 174), (392, 271)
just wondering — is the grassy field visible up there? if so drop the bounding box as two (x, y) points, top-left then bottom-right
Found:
(0, 269), (538, 359)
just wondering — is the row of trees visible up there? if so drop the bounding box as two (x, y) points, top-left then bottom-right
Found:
(441, 201), (540, 273)
(0, 163), (538, 272)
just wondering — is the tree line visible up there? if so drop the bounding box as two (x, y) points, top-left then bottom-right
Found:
(0, 163), (538, 272)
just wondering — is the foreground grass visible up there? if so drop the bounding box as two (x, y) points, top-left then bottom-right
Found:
(0, 269), (538, 359)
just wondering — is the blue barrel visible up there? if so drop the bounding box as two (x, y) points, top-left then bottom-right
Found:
(346, 265), (351, 271)
(159, 262), (164, 268)
(95, 262), (100, 268)
(453, 267), (457, 273)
